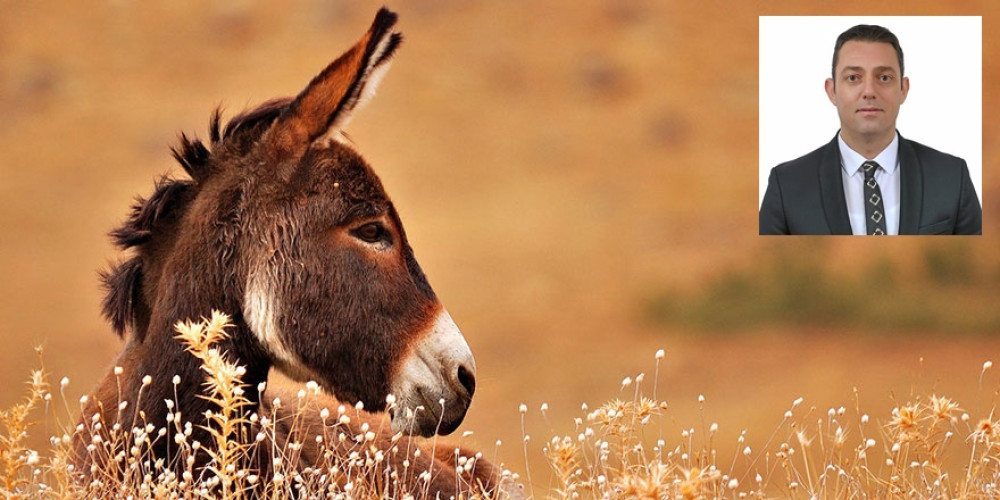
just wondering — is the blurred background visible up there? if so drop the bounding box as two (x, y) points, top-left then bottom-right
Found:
(1, 0), (997, 489)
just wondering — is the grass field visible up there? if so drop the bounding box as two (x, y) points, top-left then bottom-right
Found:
(6, 315), (1000, 498)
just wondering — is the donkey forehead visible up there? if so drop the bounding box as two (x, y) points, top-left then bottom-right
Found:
(293, 142), (383, 190)
(275, 142), (395, 221)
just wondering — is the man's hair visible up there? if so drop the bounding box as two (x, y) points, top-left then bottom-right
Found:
(832, 24), (904, 80)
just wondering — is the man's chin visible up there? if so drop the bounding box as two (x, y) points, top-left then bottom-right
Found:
(847, 123), (895, 141)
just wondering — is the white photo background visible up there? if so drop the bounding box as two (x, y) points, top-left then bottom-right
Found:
(758, 16), (983, 209)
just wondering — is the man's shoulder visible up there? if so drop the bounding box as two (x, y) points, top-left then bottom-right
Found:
(771, 140), (834, 177)
(903, 137), (967, 169)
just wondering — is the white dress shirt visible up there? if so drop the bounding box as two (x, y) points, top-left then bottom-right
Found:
(838, 133), (901, 235)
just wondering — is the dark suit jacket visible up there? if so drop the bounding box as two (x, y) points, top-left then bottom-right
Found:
(759, 133), (982, 235)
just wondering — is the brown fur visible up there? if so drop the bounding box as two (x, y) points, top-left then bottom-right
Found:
(75, 8), (517, 499)
(261, 386), (506, 496)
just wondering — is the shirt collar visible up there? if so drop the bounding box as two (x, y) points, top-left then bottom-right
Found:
(838, 131), (900, 176)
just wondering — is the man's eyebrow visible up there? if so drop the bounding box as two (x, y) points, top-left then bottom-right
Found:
(840, 65), (899, 75)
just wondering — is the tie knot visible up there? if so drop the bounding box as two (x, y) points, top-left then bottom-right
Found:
(862, 160), (880, 179)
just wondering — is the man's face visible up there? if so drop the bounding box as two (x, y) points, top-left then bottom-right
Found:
(825, 40), (909, 144)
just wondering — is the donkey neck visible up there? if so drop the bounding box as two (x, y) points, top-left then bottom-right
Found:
(104, 179), (275, 438)
(87, 315), (272, 463)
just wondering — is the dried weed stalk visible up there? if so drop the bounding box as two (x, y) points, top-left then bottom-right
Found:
(7, 330), (1000, 499)
(529, 354), (1000, 500)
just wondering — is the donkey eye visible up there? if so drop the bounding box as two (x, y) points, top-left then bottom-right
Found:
(352, 222), (388, 243)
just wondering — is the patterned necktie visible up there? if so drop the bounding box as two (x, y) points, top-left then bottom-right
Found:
(862, 160), (886, 235)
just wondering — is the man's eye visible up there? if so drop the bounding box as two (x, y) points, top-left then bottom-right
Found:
(352, 222), (387, 243)
(846, 74), (860, 82)
(880, 74), (893, 82)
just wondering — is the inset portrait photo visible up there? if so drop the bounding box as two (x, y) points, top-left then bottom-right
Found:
(758, 16), (982, 235)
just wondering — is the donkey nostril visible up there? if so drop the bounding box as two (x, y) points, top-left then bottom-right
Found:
(456, 365), (476, 397)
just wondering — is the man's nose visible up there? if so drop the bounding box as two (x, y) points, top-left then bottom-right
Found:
(862, 77), (877, 99)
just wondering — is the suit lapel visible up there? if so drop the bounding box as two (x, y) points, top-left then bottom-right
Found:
(818, 135), (853, 234)
(897, 134), (923, 234)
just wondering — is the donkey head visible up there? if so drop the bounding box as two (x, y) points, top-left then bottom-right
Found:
(102, 9), (476, 437)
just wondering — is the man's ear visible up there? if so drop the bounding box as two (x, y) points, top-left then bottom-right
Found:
(900, 76), (910, 104)
(824, 78), (837, 105)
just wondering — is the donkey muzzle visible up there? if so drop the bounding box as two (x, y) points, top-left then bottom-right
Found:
(390, 309), (477, 437)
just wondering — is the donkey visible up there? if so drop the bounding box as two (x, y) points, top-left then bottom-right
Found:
(75, 8), (519, 498)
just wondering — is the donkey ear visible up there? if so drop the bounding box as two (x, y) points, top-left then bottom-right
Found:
(263, 8), (401, 160)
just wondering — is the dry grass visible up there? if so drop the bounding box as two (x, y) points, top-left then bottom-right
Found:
(0, 313), (516, 499)
(5, 318), (1000, 499)
(521, 356), (1000, 500)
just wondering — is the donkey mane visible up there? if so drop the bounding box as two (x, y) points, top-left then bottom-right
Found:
(100, 98), (292, 340)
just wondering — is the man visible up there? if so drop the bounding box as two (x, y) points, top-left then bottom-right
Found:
(759, 24), (982, 235)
